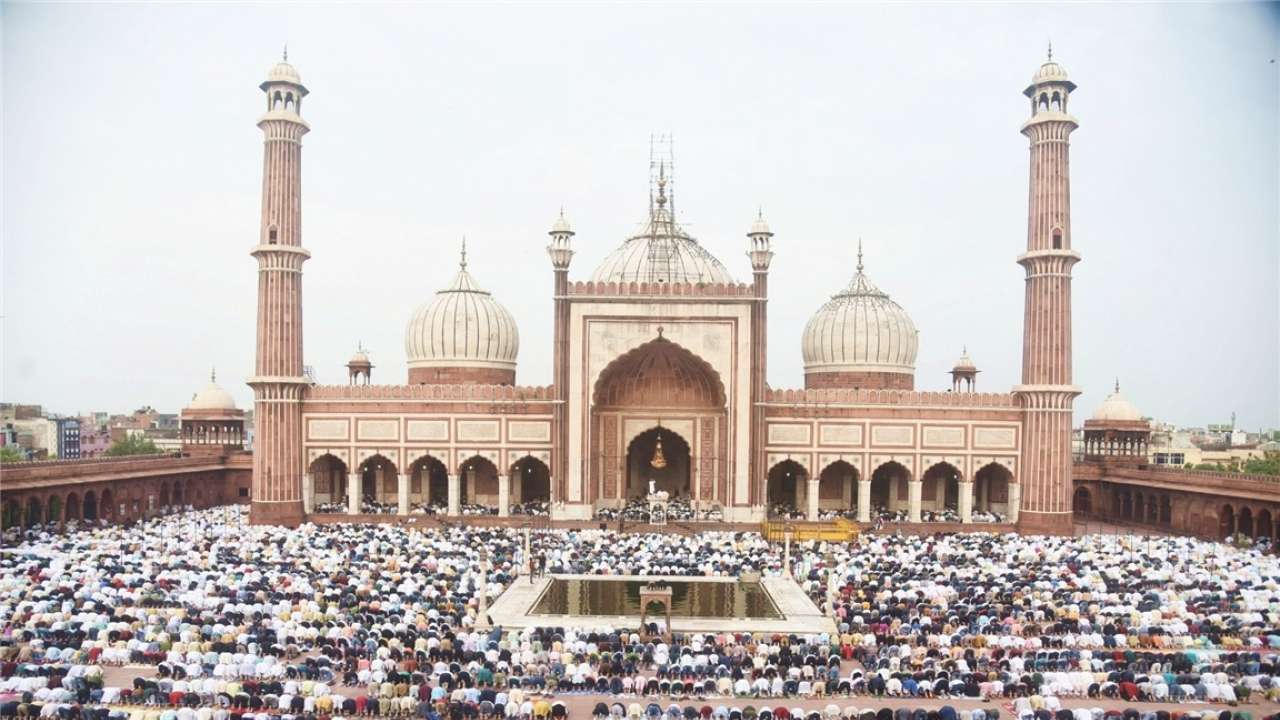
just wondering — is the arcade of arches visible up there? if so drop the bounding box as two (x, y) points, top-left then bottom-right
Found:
(306, 452), (551, 517)
(1075, 482), (1280, 543)
(589, 337), (728, 508)
(0, 474), (229, 531)
(764, 458), (1014, 523)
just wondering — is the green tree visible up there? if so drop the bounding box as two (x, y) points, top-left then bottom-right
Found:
(104, 435), (161, 457)
(0, 446), (25, 463)
(1243, 454), (1280, 477)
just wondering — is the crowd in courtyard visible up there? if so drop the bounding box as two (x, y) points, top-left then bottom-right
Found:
(3, 508), (1280, 720)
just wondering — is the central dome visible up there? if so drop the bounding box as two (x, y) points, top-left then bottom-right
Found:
(404, 244), (519, 385)
(591, 174), (734, 285)
(801, 244), (918, 390)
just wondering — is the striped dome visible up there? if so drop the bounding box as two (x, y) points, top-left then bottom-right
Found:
(405, 248), (518, 372)
(801, 247), (918, 376)
(591, 174), (734, 286)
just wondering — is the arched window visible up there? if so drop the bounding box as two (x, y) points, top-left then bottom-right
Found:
(268, 225), (278, 244)
(1051, 92), (1062, 111)
(273, 91), (283, 110)
(1039, 93), (1049, 112)
(1052, 228), (1063, 249)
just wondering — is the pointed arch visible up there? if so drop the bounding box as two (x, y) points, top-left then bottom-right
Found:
(920, 461), (963, 515)
(1257, 509), (1274, 542)
(159, 482), (171, 509)
(766, 459), (808, 516)
(593, 336), (726, 409)
(818, 460), (858, 512)
(510, 455), (551, 506)
(458, 454), (499, 509)
(870, 461), (910, 514)
(358, 454), (399, 508)
(26, 497), (43, 527)
(309, 454), (348, 509)
(83, 491), (98, 521)
(973, 462), (1012, 515)
(46, 495), (62, 525)
(66, 493), (82, 522)
(408, 454), (448, 508)
(1220, 504), (1235, 539)
(2, 498), (20, 529)
(1239, 506), (1254, 538)
(1072, 486), (1091, 515)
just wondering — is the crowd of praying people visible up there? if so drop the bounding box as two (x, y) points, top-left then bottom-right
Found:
(5, 507), (1280, 720)
(593, 500), (722, 524)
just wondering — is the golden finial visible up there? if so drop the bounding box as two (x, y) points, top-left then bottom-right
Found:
(460, 237), (467, 270)
(283, 44), (288, 62)
(856, 238), (864, 273)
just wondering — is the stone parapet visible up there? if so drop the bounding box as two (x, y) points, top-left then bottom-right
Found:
(307, 383), (555, 401)
(763, 387), (1018, 408)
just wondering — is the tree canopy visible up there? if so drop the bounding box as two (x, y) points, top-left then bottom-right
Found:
(104, 435), (161, 457)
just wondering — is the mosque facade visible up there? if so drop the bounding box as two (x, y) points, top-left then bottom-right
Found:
(247, 53), (1082, 534)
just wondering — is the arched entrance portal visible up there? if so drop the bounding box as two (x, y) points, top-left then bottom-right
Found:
(1073, 487), (1092, 515)
(511, 456), (551, 508)
(309, 454), (348, 511)
(766, 460), (808, 517)
(870, 461), (909, 516)
(590, 336), (728, 510)
(409, 455), (448, 511)
(626, 428), (691, 499)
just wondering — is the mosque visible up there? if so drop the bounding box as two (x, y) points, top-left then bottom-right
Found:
(243, 51), (1084, 534)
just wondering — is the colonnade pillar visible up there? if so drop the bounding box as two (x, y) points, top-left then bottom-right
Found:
(1008, 483), (1022, 524)
(908, 480), (922, 522)
(347, 473), (360, 515)
(448, 474), (461, 516)
(958, 480), (973, 523)
(397, 474), (409, 516)
(856, 479), (871, 523)
(302, 474), (314, 515)
(806, 477), (820, 521)
(498, 474), (510, 517)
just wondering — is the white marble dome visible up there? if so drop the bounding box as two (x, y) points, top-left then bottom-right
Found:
(405, 249), (519, 372)
(801, 249), (918, 376)
(591, 182), (734, 285)
(188, 373), (238, 411)
(267, 60), (302, 85)
(1092, 382), (1143, 422)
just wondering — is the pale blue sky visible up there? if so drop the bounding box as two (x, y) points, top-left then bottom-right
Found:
(3, 3), (1277, 429)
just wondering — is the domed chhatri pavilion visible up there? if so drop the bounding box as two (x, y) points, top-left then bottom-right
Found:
(247, 50), (1084, 534)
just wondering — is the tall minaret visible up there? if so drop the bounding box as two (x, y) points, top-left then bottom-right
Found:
(247, 52), (311, 526)
(547, 210), (574, 515)
(1015, 46), (1082, 535)
(746, 210), (773, 510)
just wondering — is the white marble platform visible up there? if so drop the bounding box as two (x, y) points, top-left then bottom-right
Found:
(487, 574), (837, 635)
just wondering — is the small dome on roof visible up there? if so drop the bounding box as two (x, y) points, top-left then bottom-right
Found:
(1092, 380), (1143, 422)
(1032, 59), (1070, 84)
(188, 371), (238, 411)
(952, 348), (976, 372)
(550, 210), (573, 235)
(267, 60), (302, 85)
(348, 347), (371, 366)
(749, 210), (772, 236)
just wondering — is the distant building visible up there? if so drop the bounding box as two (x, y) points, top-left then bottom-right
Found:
(56, 418), (81, 459)
(79, 426), (111, 457)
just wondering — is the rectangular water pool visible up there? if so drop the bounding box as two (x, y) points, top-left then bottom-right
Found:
(532, 578), (781, 619)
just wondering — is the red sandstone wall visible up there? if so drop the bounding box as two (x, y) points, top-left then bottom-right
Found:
(408, 367), (516, 385)
(804, 371), (914, 391)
